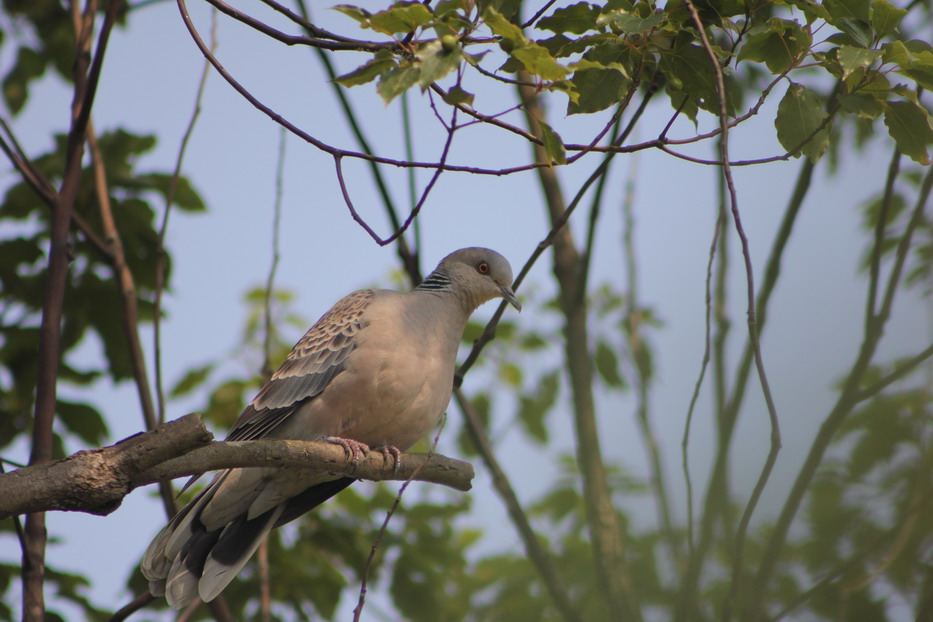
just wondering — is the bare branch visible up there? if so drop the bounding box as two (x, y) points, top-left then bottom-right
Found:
(0, 414), (474, 520)
(203, 0), (403, 52)
(855, 342), (933, 403)
(155, 8), (215, 427)
(295, 0), (419, 279)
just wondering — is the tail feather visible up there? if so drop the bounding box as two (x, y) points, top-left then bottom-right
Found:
(276, 477), (355, 527)
(141, 475), (357, 608)
(198, 505), (284, 603)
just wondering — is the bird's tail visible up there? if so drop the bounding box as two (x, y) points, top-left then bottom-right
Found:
(141, 470), (284, 609)
(141, 474), (355, 609)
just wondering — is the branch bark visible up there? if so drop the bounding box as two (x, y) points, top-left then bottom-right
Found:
(0, 414), (474, 520)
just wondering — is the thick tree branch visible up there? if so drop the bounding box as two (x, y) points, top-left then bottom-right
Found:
(0, 414), (474, 520)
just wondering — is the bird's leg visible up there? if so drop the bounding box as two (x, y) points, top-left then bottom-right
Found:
(372, 445), (402, 473)
(323, 436), (371, 464)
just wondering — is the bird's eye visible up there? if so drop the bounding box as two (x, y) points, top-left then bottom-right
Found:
(476, 262), (490, 274)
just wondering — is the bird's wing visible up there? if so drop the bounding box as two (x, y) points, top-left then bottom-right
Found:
(225, 289), (374, 442)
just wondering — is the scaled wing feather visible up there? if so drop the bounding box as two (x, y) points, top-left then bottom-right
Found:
(225, 290), (373, 442)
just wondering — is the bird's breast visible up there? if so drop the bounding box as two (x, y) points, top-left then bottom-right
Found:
(300, 308), (460, 451)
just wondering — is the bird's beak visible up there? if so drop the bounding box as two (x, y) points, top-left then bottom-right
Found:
(500, 285), (522, 311)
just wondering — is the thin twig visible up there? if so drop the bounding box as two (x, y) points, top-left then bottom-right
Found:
(107, 591), (155, 622)
(203, 0), (403, 52)
(154, 8), (215, 425)
(0, 120), (57, 206)
(334, 103), (459, 245)
(521, 0), (561, 29)
(454, 389), (583, 622)
(621, 148), (680, 565)
(352, 417), (448, 622)
(262, 127), (287, 379)
(294, 0), (420, 280)
(751, 164), (933, 620)
(679, 158), (815, 620)
(681, 4), (782, 621)
(682, 192), (725, 554)
(87, 123), (176, 517)
(866, 148), (902, 326)
(854, 342), (933, 403)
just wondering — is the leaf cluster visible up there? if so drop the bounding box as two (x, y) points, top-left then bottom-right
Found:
(328, 0), (932, 164)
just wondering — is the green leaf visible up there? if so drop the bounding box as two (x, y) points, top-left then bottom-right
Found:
(536, 120), (566, 164)
(434, 0), (463, 17)
(483, 7), (526, 48)
(837, 45), (882, 79)
(442, 85), (474, 106)
(834, 20), (874, 49)
(57, 400), (109, 446)
(774, 82), (830, 161)
(838, 92), (884, 119)
(134, 173), (205, 212)
(511, 45), (569, 80)
(377, 65), (421, 104)
(457, 392), (490, 456)
(334, 53), (397, 87)
(738, 19), (812, 73)
(784, 0), (830, 21)
(902, 65), (933, 92)
(659, 41), (731, 117)
(171, 363), (216, 398)
(485, 7), (568, 80)
(369, 2), (434, 35)
(461, 320), (483, 343)
(500, 361), (523, 387)
(332, 5), (371, 25)
(882, 40), (911, 66)
(416, 40), (462, 88)
(824, 0), (874, 47)
(518, 371), (559, 443)
(871, 0), (906, 39)
(825, 0), (871, 24)
(520, 332), (548, 350)
(595, 341), (625, 388)
(567, 67), (628, 114)
(538, 2), (601, 34)
(2, 47), (45, 114)
(899, 50), (933, 91)
(597, 9), (665, 33)
(478, 0), (523, 21)
(883, 100), (933, 165)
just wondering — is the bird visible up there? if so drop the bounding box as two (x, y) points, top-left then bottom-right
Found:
(141, 247), (521, 609)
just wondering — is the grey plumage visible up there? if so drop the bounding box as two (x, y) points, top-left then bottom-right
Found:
(141, 247), (520, 609)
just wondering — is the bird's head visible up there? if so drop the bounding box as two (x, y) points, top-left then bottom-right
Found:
(435, 247), (521, 312)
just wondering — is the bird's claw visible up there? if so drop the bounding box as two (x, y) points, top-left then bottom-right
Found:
(374, 445), (402, 473)
(323, 436), (371, 464)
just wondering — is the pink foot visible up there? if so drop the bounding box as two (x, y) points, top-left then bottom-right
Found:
(323, 436), (371, 464)
(373, 445), (402, 472)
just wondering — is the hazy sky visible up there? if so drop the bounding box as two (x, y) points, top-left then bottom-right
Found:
(2, 1), (929, 620)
